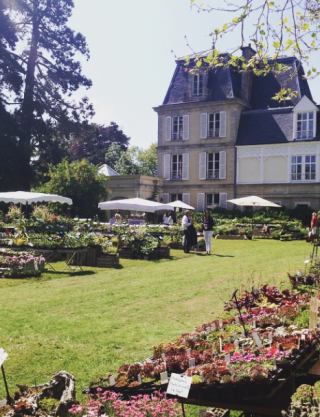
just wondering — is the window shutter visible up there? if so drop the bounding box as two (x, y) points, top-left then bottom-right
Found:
(183, 115), (189, 140)
(182, 193), (190, 205)
(197, 193), (205, 212)
(163, 154), (170, 180)
(200, 113), (208, 139)
(165, 116), (171, 141)
(199, 152), (207, 180)
(182, 153), (189, 180)
(219, 151), (226, 179)
(219, 193), (227, 209)
(162, 193), (169, 204)
(219, 111), (226, 137)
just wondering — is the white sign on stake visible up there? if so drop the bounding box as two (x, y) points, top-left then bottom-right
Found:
(109, 375), (116, 386)
(0, 348), (8, 367)
(166, 373), (192, 398)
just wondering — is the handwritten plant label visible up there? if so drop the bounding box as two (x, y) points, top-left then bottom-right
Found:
(109, 375), (116, 386)
(160, 371), (168, 384)
(189, 358), (195, 368)
(212, 323), (216, 331)
(225, 354), (230, 364)
(167, 373), (192, 398)
(219, 319), (223, 328)
(0, 348), (7, 367)
(234, 339), (239, 349)
(137, 374), (142, 384)
(186, 348), (191, 356)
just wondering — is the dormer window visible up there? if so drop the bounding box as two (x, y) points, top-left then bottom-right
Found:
(192, 74), (203, 96)
(297, 112), (314, 140)
(293, 96), (318, 141)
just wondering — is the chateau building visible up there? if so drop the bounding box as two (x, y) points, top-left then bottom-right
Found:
(154, 45), (320, 210)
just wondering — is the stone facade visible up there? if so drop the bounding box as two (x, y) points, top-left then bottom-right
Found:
(154, 46), (320, 210)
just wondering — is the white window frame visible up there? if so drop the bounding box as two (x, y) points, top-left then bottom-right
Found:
(198, 192), (227, 210)
(199, 151), (226, 180)
(192, 74), (203, 96)
(291, 155), (316, 181)
(170, 153), (189, 180)
(296, 112), (314, 140)
(170, 193), (182, 202)
(208, 113), (220, 138)
(200, 111), (226, 139)
(165, 115), (189, 141)
(172, 154), (183, 180)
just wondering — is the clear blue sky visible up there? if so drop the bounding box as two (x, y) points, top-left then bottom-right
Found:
(70, 0), (320, 149)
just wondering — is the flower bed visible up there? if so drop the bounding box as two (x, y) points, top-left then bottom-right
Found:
(0, 249), (45, 278)
(84, 283), (320, 402)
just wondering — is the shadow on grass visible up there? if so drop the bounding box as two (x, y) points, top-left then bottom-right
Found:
(44, 269), (97, 276)
(212, 253), (234, 258)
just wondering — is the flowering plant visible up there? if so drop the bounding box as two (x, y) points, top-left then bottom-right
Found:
(69, 390), (181, 417)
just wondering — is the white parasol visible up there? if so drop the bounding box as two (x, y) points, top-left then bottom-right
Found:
(169, 200), (195, 210)
(0, 191), (72, 205)
(227, 196), (281, 208)
(98, 197), (175, 213)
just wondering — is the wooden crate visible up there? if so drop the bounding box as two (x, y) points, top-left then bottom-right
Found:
(119, 248), (136, 259)
(96, 255), (119, 268)
(170, 242), (183, 249)
(153, 246), (170, 259)
(86, 245), (102, 266)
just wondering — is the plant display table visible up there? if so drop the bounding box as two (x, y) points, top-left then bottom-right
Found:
(84, 282), (320, 417)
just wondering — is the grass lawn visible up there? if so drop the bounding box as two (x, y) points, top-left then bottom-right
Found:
(0, 239), (309, 412)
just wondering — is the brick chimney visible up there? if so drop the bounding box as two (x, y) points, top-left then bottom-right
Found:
(240, 44), (256, 104)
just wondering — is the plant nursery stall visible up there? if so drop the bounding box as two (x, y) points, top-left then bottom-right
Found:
(83, 271), (320, 417)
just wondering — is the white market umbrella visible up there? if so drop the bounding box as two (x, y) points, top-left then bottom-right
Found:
(0, 191), (72, 205)
(227, 195), (281, 237)
(169, 200), (195, 210)
(227, 196), (281, 208)
(98, 197), (175, 213)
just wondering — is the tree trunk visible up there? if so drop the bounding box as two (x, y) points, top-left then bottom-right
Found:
(19, 4), (39, 190)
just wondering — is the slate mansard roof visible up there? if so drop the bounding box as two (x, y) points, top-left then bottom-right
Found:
(237, 106), (320, 146)
(162, 50), (313, 110)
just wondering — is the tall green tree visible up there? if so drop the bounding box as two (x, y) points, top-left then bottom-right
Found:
(190, 0), (320, 101)
(105, 143), (158, 176)
(69, 122), (130, 165)
(2, 0), (93, 190)
(43, 159), (108, 218)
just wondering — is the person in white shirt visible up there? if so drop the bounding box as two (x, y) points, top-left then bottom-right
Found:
(163, 211), (173, 225)
(181, 210), (192, 253)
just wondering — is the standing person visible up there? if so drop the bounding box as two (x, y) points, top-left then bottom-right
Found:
(311, 212), (319, 242)
(202, 210), (214, 255)
(182, 210), (192, 253)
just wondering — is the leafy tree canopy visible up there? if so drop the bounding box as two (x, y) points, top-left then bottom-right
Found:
(190, 0), (320, 101)
(42, 159), (108, 218)
(1, 0), (93, 190)
(105, 143), (158, 176)
(69, 122), (130, 165)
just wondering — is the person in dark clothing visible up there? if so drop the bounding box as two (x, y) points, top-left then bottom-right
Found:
(182, 210), (191, 253)
(202, 210), (214, 255)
